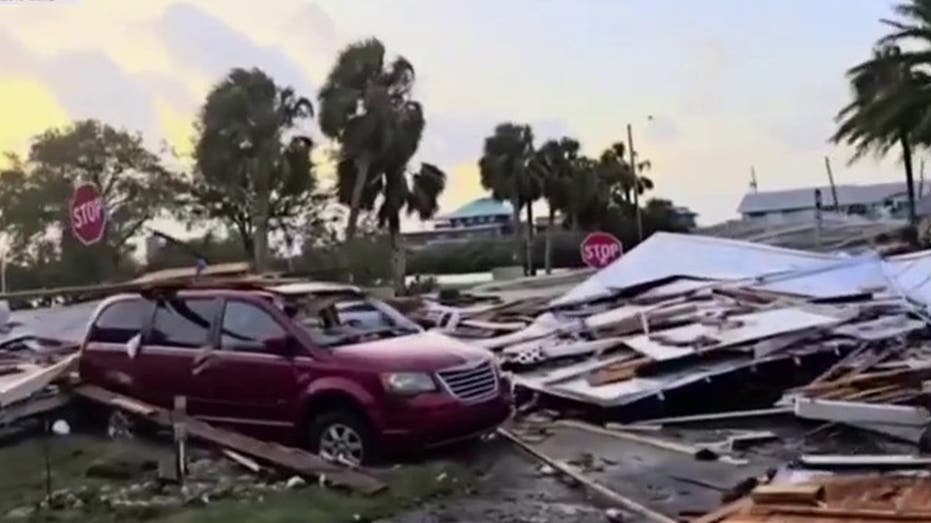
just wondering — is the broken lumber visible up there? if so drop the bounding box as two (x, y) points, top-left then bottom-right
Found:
(631, 407), (791, 426)
(497, 427), (677, 523)
(0, 353), (77, 408)
(794, 397), (930, 426)
(555, 420), (748, 465)
(749, 504), (931, 521)
(73, 384), (385, 494)
(750, 484), (824, 506)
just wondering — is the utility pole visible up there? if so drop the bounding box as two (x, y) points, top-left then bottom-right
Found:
(824, 156), (839, 212)
(750, 166), (758, 193)
(814, 189), (823, 250)
(627, 124), (643, 242)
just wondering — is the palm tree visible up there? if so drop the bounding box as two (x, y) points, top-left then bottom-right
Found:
(530, 137), (579, 273)
(377, 163), (446, 293)
(479, 123), (540, 274)
(598, 142), (653, 209)
(832, 44), (930, 227)
(318, 38), (423, 241)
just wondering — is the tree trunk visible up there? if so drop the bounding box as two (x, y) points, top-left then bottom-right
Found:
(901, 132), (918, 231)
(525, 202), (535, 276)
(545, 204), (554, 275)
(253, 155), (271, 273)
(389, 217), (405, 297)
(344, 154), (371, 241)
(510, 199), (522, 269)
(253, 196), (270, 273)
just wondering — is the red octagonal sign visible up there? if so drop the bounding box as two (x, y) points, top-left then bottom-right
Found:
(70, 182), (107, 246)
(581, 232), (623, 269)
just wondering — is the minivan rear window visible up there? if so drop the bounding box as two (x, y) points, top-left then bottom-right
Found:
(89, 299), (152, 344)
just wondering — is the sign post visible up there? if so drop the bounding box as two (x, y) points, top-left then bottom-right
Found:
(70, 183), (107, 246)
(580, 232), (623, 269)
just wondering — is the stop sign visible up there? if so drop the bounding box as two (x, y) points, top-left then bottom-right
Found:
(70, 182), (106, 246)
(581, 232), (623, 269)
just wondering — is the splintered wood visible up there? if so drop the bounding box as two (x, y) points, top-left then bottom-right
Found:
(719, 476), (931, 522)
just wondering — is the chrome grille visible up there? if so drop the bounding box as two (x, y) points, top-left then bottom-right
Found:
(437, 360), (498, 403)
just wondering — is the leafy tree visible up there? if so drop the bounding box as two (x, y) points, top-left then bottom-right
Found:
(479, 123), (540, 273)
(319, 38), (424, 242)
(188, 68), (320, 272)
(0, 120), (174, 286)
(833, 45), (927, 228)
(529, 137), (580, 273)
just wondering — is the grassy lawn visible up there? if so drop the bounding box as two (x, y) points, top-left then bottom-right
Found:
(0, 432), (472, 523)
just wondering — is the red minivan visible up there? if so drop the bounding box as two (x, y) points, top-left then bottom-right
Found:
(78, 282), (512, 465)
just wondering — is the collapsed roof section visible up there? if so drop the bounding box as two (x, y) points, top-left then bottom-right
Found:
(552, 232), (931, 313)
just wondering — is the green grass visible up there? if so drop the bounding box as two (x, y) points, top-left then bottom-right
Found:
(0, 433), (472, 523)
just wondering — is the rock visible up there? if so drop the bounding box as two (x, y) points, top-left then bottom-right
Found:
(5, 506), (34, 519)
(605, 507), (625, 522)
(285, 476), (306, 489)
(537, 464), (556, 476)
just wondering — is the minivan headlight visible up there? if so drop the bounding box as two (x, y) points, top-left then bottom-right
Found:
(381, 372), (437, 394)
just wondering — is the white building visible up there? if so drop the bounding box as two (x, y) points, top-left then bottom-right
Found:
(738, 182), (914, 225)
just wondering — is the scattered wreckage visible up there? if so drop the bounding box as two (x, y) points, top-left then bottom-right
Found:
(8, 231), (931, 522)
(421, 232), (931, 522)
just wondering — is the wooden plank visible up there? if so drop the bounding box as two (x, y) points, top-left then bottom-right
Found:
(749, 504), (931, 521)
(806, 343), (870, 387)
(632, 407), (791, 426)
(497, 428), (678, 523)
(0, 353), (78, 408)
(750, 484), (824, 506)
(555, 420), (748, 465)
(72, 385), (385, 494)
(587, 357), (650, 386)
(691, 498), (753, 523)
(223, 449), (262, 473)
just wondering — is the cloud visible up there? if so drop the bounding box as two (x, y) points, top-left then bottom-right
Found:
(0, 33), (161, 147)
(158, 3), (316, 96)
(420, 113), (571, 170)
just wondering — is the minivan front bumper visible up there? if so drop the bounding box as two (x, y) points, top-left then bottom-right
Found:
(375, 391), (513, 452)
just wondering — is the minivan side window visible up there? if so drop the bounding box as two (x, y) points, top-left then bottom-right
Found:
(146, 299), (218, 349)
(221, 301), (285, 353)
(89, 299), (152, 344)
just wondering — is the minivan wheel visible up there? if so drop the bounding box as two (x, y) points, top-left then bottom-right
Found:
(307, 410), (374, 467)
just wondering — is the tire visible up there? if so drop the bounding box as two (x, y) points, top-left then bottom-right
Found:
(306, 409), (376, 466)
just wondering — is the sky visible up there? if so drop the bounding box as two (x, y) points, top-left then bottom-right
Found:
(0, 0), (913, 228)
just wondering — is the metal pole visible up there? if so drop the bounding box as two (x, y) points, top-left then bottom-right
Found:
(824, 156), (839, 212)
(627, 124), (642, 242)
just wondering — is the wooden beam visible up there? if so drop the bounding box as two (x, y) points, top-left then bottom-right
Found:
(750, 504), (931, 521)
(750, 484), (824, 506)
(72, 384), (385, 494)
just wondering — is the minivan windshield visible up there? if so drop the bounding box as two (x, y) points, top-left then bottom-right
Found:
(283, 292), (421, 347)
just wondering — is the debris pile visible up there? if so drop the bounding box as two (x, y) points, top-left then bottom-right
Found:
(428, 233), (931, 425)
